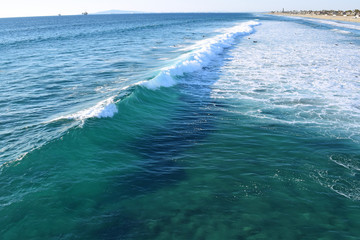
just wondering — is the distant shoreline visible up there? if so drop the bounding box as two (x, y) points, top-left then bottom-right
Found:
(269, 12), (360, 23)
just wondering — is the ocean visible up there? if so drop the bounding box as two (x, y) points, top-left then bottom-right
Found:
(1, 13), (360, 239)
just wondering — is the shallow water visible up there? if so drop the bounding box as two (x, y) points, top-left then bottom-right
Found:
(1, 13), (360, 239)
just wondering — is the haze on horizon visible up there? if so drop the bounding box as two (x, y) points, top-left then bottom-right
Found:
(1, 0), (359, 18)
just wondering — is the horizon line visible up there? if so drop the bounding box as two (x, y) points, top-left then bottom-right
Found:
(0, 11), (266, 19)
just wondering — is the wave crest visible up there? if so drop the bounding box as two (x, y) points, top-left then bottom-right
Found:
(52, 97), (118, 121)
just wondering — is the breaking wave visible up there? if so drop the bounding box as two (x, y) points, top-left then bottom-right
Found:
(141, 21), (260, 89)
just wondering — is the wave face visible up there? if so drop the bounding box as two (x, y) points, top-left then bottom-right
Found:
(1, 13), (360, 240)
(1, 13), (250, 164)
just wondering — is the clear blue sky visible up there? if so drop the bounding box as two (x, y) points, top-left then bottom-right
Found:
(1, 0), (359, 18)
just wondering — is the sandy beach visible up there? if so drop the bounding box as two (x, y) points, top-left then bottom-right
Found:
(270, 13), (360, 23)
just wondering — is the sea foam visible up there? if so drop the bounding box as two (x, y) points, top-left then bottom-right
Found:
(142, 21), (260, 90)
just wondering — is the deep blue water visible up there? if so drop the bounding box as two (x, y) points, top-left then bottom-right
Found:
(1, 13), (360, 239)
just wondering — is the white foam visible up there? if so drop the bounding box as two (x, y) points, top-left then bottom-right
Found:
(331, 28), (351, 34)
(210, 20), (360, 143)
(141, 21), (260, 90)
(53, 97), (118, 121)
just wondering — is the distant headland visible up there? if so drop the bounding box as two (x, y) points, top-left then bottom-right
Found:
(269, 9), (360, 23)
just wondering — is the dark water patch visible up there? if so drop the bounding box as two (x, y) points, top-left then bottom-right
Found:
(85, 43), (233, 238)
(253, 88), (267, 93)
(92, 71), (119, 79)
(101, 35), (236, 200)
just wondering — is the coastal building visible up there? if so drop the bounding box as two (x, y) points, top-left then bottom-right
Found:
(271, 9), (360, 17)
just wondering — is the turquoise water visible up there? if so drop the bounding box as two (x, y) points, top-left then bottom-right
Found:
(1, 13), (360, 239)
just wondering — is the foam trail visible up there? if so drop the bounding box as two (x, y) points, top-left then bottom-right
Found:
(309, 19), (360, 31)
(53, 97), (118, 121)
(142, 21), (261, 90)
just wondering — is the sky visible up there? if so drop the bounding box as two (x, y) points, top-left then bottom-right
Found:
(0, 0), (359, 18)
